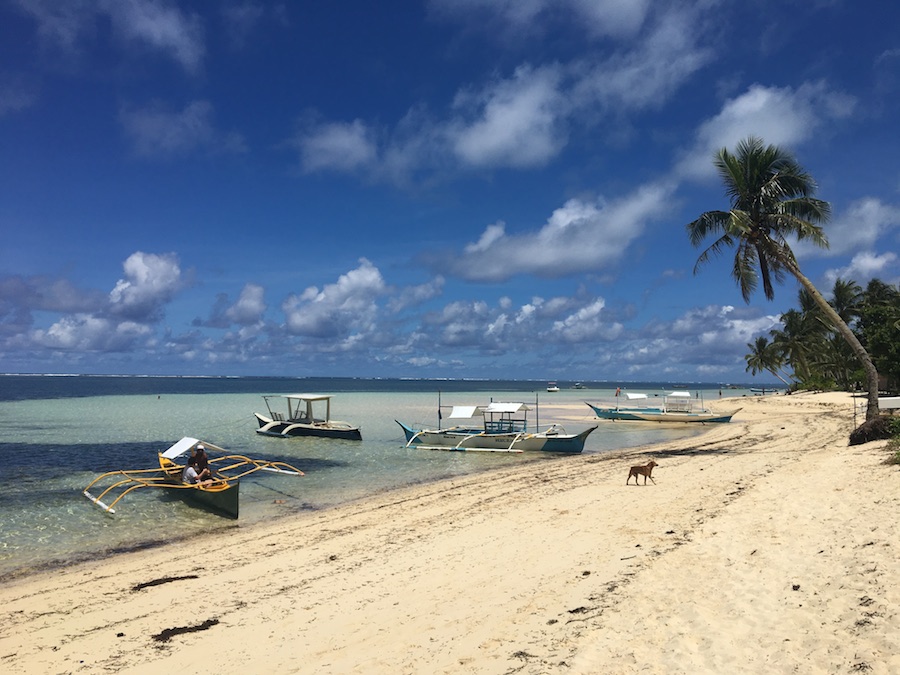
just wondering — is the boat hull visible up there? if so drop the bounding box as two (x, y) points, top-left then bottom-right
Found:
(586, 402), (738, 424)
(158, 457), (240, 519)
(396, 421), (595, 453)
(255, 413), (362, 440)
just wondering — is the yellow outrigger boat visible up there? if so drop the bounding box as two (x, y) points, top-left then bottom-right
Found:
(83, 437), (303, 519)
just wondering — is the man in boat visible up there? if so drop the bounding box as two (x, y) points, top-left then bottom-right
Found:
(193, 445), (212, 481)
(182, 454), (212, 486)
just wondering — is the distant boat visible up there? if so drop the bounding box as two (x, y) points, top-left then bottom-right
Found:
(255, 394), (362, 440)
(546, 382), (560, 392)
(586, 392), (740, 424)
(750, 387), (781, 395)
(396, 401), (596, 453)
(572, 382), (586, 389)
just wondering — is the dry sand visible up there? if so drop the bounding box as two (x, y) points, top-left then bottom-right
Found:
(2, 391), (898, 674)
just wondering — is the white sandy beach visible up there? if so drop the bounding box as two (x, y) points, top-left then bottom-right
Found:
(1, 391), (898, 674)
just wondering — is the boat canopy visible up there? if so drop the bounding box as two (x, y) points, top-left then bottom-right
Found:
(161, 437), (201, 460)
(446, 402), (532, 419)
(448, 405), (482, 419)
(623, 393), (648, 401)
(667, 391), (692, 398)
(483, 402), (531, 414)
(281, 394), (333, 401)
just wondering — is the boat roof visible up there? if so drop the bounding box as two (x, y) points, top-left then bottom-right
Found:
(274, 394), (334, 401)
(160, 437), (228, 460)
(161, 436), (201, 460)
(667, 391), (692, 398)
(624, 392), (648, 400)
(448, 405), (481, 419)
(447, 402), (531, 419)
(484, 402), (531, 413)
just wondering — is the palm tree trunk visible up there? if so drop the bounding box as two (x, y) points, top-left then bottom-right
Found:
(768, 369), (791, 387)
(786, 263), (880, 420)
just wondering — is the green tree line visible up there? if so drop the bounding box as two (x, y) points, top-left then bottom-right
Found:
(744, 278), (900, 394)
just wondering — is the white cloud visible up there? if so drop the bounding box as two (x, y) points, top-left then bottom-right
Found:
(0, 74), (39, 116)
(388, 276), (445, 312)
(294, 119), (378, 173)
(823, 251), (899, 286)
(294, 4), (711, 183)
(15, 0), (204, 73)
(282, 259), (386, 337)
(33, 314), (151, 351)
(120, 100), (246, 158)
(109, 251), (184, 321)
(225, 283), (266, 325)
(677, 82), (857, 181)
(551, 298), (622, 342)
(442, 181), (673, 281)
(428, 0), (651, 39)
(570, 5), (713, 112)
(449, 64), (568, 168)
(796, 197), (900, 258)
(107, 0), (205, 74)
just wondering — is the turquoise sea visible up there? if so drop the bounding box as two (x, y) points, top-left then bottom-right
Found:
(0, 375), (759, 581)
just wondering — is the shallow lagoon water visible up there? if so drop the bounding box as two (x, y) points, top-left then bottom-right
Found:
(0, 377), (747, 579)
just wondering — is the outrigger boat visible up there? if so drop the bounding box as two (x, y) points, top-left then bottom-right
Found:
(586, 391), (740, 424)
(397, 401), (597, 453)
(255, 394), (362, 440)
(83, 437), (303, 519)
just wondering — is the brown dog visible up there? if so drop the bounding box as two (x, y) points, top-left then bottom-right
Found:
(627, 460), (657, 485)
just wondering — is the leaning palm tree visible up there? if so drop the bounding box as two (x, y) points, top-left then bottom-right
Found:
(687, 137), (879, 421)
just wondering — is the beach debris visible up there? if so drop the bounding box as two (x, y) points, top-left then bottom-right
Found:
(152, 618), (219, 643)
(792, 584), (801, 591)
(132, 575), (198, 592)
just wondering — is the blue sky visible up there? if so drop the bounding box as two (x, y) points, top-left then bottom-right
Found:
(1, 0), (899, 382)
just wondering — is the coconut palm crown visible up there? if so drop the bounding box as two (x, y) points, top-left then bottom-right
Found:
(687, 136), (880, 421)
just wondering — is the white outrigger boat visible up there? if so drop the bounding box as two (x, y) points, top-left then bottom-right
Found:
(397, 401), (596, 453)
(586, 391), (740, 424)
(254, 394), (362, 440)
(83, 437), (303, 519)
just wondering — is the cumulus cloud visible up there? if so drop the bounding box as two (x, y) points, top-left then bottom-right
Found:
(569, 5), (713, 112)
(32, 314), (151, 352)
(449, 64), (568, 169)
(225, 283), (267, 325)
(793, 197), (900, 259)
(120, 99), (246, 158)
(615, 305), (784, 376)
(292, 119), (378, 173)
(823, 251), (900, 287)
(292, 4), (711, 183)
(676, 82), (857, 181)
(438, 181), (673, 281)
(14, 0), (205, 74)
(550, 298), (622, 342)
(109, 251), (184, 321)
(282, 259), (387, 338)
(388, 276), (445, 312)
